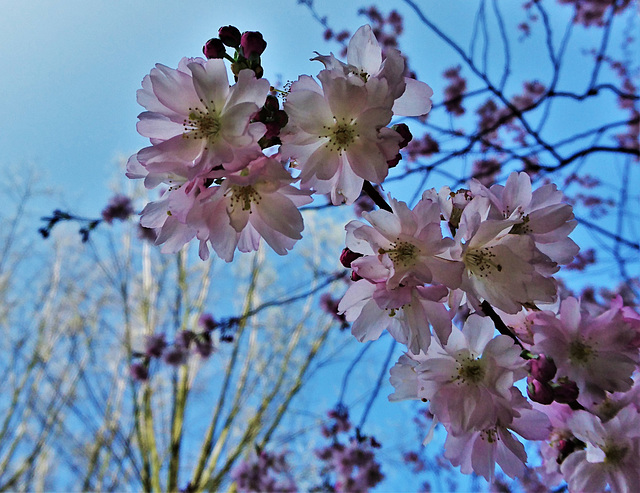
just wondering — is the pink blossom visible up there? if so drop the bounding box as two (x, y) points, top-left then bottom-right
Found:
(138, 179), (201, 254)
(132, 57), (269, 176)
(471, 171), (579, 266)
(346, 195), (464, 290)
(188, 156), (312, 261)
(532, 296), (640, 405)
(453, 195), (558, 314)
(312, 24), (433, 116)
(561, 407), (640, 492)
(338, 280), (453, 353)
(397, 315), (528, 434)
(444, 391), (550, 482)
(280, 71), (401, 204)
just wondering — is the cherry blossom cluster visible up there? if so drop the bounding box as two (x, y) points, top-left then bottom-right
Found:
(314, 408), (385, 492)
(230, 450), (297, 493)
(127, 24), (431, 261)
(126, 22), (640, 490)
(129, 316), (218, 382)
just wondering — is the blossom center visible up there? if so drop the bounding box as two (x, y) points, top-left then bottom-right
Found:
(183, 104), (221, 143)
(568, 339), (595, 366)
(464, 247), (503, 278)
(480, 428), (498, 444)
(380, 241), (419, 267)
(604, 443), (629, 465)
(321, 119), (359, 152)
(456, 356), (486, 384)
(510, 215), (531, 234)
(229, 185), (261, 211)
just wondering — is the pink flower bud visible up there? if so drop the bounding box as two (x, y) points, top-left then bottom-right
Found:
(263, 94), (279, 112)
(340, 248), (363, 268)
(218, 25), (241, 47)
(527, 376), (554, 405)
(162, 345), (188, 366)
(552, 378), (580, 404)
(203, 38), (226, 59)
(529, 354), (557, 383)
(391, 123), (412, 149)
(240, 31), (267, 59)
(175, 330), (194, 349)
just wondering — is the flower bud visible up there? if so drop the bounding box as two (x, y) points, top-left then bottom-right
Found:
(162, 345), (188, 366)
(144, 333), (167, 358)
(264, 94), (279, 112)
(240, 31), (267, 59)
(552, 378), (580, 404)
(203, 38), (226, 59)
(218, 25), (241, 47)
(175, 330), (194, 349)
(392, 123), (413, 149)
(387, 154), (401, 169)
(199, 313), (217, 332)
(101, 194), (134, 224)
(529, 354), (557, 383)
(194, 332), (214, 358)
(527, 376), (554, 405)
(340, 248), (363, 268)
(130, 362), (149, 382)
(556, 437), (585, 464)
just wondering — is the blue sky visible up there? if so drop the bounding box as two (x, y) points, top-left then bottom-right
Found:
(0, 0), (367, 213)
(1, 0), (591, 213)
(1, 0), (618, 213)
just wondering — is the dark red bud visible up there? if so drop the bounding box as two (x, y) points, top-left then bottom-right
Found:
(529, 354), (557, 383)
(527, 376), (554, 405)
(552, 378), (580, 404)
(340, 248), (363, 268)
(263, 122), (281, 139)
(240, 31), (267, 59)
(218, 25), (241, 47)
(175, 330), (195, 349)
(387, 154), (401, 168)
(264, 94), (280, 112)
(273, 110), (288, 128)
(203, 38), (226, 59)
(392, 123), (413, 148)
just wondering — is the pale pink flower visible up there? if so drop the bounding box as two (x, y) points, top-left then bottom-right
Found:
(533, 401), (577, 487)
(415, 315), (528, 434)
(444, 390), (550, 482)
(138, 178), (203, 254)
(133, 57), (269, 175)
(388, 351), (428, 402)
(188, 156), (312, 261)
(561, 407), (640, 493)
(532, 296), (640, 405)
(471, 171), (579, 266)
(453, 195), (558, 314)
(312, 24), (433, 116)
(280, 71), (401, 205)
(346, 195), (464, 290)
(338, 280), (453, 353)
(591, 378), (640, 423)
